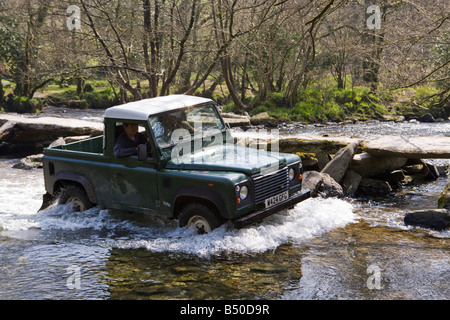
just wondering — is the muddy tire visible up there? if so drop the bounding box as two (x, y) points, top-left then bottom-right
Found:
(178, 203), (224, 234)
(58, 185), (93, 212)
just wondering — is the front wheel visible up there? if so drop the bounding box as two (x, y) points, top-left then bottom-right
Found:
(58, 185), (93, 212)
(178, 203), (224, 234)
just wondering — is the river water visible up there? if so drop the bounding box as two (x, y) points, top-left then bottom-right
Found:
(0, 109), (449, 300)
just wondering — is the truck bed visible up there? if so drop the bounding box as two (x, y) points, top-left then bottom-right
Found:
(50, 136), (104, 154)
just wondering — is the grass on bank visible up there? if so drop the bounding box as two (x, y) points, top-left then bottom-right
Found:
(0, 78), (119, 113)
(1, 78), (445, 123)
(223, 85), (445, 123)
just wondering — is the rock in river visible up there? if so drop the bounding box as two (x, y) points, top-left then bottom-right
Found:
(350, 152), (407, 177)
(250, 112), (278, 127)
(357, 178), (392, 196)
(302, 171), (344, 198)
(404, 209), (450, 231)
(321, 141), (359, 183)
(438, 182), (450, 209)
(0, 114), (103, 157)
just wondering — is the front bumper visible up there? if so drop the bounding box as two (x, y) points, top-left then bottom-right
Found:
(233, 189), (311, 229)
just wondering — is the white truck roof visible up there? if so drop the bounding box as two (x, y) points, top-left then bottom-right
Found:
(104, 95), (213, 121)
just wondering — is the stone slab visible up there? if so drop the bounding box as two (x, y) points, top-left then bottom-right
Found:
(0, 113), (104, 133)
(363, 136), (450, 159)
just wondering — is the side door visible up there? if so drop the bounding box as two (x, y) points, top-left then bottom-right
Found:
(109, 122), (159, 214)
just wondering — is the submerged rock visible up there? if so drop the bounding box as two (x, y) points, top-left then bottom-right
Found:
(12, 154), (44, 170)
(357, 178), (392, 196)
(404, 209), (450, 231)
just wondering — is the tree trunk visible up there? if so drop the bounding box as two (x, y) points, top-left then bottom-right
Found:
(143, 0), (153, 97)
(221, 54), (246, 109)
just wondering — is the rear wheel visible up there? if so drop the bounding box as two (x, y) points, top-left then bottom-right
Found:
(58, 185), (93, 212)
(178, 203), (224, 234)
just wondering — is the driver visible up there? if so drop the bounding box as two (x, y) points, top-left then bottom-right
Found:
(114, 123), (150, 158)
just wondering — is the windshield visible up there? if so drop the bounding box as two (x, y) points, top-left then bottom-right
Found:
(149, 103), (225, 149)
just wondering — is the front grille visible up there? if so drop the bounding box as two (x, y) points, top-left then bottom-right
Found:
(253, 167), (289, 204)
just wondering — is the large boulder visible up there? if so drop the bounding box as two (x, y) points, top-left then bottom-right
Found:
(250, 112), (278, 127)
(350, 152), (407, 177)
(319, 173), (344, 198)
(296, 152), (319, 170)
(301, 171), (343, 198)
(279, 137), (358, 169)
(418, 113), (436, 123)
(321, 141), (359, 183)
(221, 112), (251, 127)
(341, 169), (362, 197)
(302, 171), (323, 197)
(0, 121), (17, 141)
(0, 114), (103, 157)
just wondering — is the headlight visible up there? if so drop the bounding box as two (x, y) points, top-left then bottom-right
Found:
(240, 185), (249, 200)
(289, 168), (295, 181)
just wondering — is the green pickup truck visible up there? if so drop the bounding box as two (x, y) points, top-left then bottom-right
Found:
(41, 95), (310, 234)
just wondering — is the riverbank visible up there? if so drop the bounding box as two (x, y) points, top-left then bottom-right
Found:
(2, 79), (449, 125)
(223, 86), (450, 125)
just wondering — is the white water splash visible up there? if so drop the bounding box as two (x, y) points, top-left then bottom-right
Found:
(110, 197), (356, 257)
(2, 196), (356, 257)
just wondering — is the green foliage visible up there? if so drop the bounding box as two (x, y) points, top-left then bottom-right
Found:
(432, 31), (450, 89)
(222, 101), (240, 113)
(84, 88), (118, 109)
(4, 95), (45, 114)
(246, 86), (393, 122)
(0, 81), (4, 104)
(250, 105), (268, 116)
(47, 86), (119, 110)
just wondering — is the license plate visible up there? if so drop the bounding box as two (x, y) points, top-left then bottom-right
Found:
(264, 191), (289, 208)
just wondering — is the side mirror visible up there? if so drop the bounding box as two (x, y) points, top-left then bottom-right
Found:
(138, 144), (148, 161)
